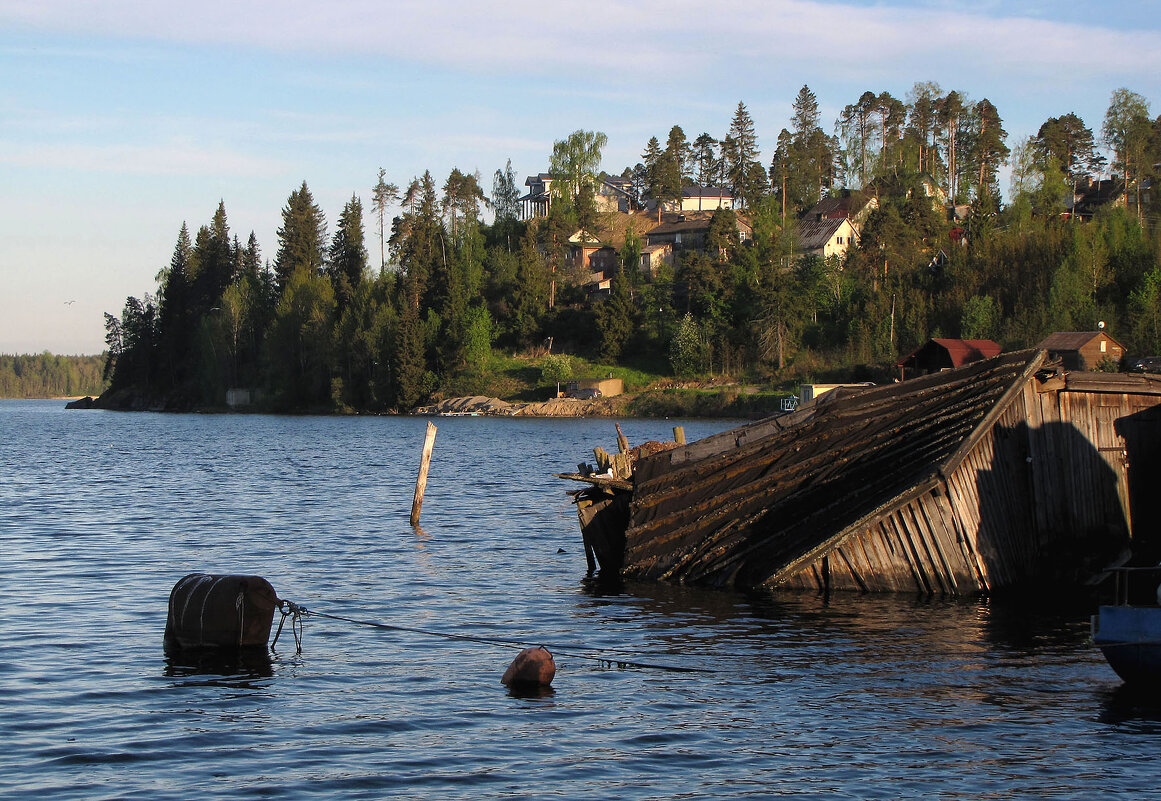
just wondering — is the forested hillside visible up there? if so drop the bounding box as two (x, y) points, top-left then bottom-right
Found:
(0, 354), (107, 398)
(99, 83), (1161, 412)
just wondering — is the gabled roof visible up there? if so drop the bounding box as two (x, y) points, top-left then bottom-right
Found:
(1069, 178), (1125, 217)
(796, 217), (851, 251)
(1038, 331), (1126, 352)
(899, 338), (1002, 369)
(647, 212), (752, 237)
(803, 191), (874, 221)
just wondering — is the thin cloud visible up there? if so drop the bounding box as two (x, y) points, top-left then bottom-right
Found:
(7, 0), (1157, 83)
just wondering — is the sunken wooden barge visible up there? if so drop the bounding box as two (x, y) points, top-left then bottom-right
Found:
(559, 350), (1161, 594)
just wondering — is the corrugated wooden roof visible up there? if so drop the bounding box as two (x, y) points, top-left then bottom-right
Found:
(622, 349), (1045, 587)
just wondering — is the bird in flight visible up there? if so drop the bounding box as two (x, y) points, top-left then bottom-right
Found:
(64, 300), (76, 305)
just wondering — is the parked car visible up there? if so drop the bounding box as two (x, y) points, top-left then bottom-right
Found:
(1125, 356), (1161, 374)
(571, 388), (602, 400)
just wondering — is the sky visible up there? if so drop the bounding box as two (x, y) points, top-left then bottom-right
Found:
(2, 0), (1159, 355)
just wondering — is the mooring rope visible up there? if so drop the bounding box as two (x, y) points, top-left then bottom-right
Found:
(272, 599), (713, 673)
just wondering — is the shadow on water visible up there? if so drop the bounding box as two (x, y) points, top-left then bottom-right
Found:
(164, 646), (274, 681)
(1098, 683), (1161, 729)
(506, 684), (556, 701)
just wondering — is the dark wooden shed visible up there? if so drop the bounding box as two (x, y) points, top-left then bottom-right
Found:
(898, 338), (1001, 375)
(1038, 331), (1126, 371)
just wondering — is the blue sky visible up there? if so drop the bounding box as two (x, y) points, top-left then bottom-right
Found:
(2, 0), (1159, 355)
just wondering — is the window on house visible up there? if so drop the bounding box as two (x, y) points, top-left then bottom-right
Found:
(1100, 340), (1107, 353)
(836, 236), (844, 245)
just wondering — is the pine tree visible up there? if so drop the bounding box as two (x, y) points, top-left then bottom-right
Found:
(492, 159), (521, 224)
(274, 181), (327, 293)
(329, 194), (368, 312)
(969, 99), (1009, 200)
(727, 101), (763, 208)
(371, 168), (400, 271)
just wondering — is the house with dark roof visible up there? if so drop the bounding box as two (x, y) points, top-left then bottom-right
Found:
(644, 212), (752, 251)
(803, 190), (878, 229)
(898, 338), (1002, 377)
(520, 173), (555, 219)
(1067, 177), (1127, 221)
(520, 173), (634, 219)
(796, 217), (858, 259)
(1038, 331), (1126, 371)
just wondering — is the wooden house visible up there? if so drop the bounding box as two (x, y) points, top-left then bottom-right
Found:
(796, 217), (858, 259)
(562, 350), (1161, 594)
(645, 213), (752, 251)
(639, 243), (673, 277)
(803, 190), (878, 229)
(1038, 331), (1126, 371)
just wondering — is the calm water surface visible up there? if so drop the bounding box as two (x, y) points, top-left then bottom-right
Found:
(2, 399), (1159, 799)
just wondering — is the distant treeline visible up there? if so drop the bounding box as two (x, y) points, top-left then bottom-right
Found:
(98, 83), (1161, 412)
(0, 353), (108, 398)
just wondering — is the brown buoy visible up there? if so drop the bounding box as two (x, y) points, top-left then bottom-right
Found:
(164, 573), (278, 652)
(502, 646), (556, 687)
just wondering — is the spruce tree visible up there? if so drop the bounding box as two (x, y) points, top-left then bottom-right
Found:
(329, 194), (368, 312)
(274, 181), (327, 293)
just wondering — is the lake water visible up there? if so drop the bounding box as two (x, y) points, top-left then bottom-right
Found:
(2, 399), (1159, 800)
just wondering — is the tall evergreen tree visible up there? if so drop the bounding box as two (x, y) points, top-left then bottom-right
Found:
(328, 194), (368, 312)
(492, 159), (521, 224)
(390, 172), (442, 310)
(274, 181), (327, 293)
(969, 99), (1009, 200)
(726, 101), (764, 207)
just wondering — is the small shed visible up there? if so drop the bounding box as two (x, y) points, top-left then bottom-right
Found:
(568, 377), (624, 398)
(899, 338), (1002, 376)
(1038, 331), (1126, 371)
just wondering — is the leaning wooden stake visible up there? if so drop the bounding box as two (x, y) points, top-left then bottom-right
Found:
(673, 426), (686, 445)
(615, 423), (630, 453)
(410, 421), (438, 526)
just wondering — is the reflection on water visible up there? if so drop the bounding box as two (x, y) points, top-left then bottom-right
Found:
(164, 647), (275, 679)
(1, 400), (1156, 801)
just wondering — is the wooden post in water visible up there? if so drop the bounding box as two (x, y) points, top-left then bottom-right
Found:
(410, 421), (438, 526)
(673, 426), (686, 445)
(615, 423), (630, 454)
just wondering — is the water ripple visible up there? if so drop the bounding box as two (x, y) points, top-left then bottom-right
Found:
(1, 401), (1156, 800)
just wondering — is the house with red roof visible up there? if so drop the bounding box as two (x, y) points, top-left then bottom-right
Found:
(898, 338), (1003, 377)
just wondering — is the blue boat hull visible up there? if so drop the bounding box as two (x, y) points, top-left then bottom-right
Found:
(1093, 605), (1161, 684)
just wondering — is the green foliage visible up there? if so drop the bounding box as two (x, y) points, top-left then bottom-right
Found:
(669, 313), (709, 376)
(274, 182), (327, 293)
(96, 93), (1161, 414)
(539, 353), (572, 393)
(0, 353), (107, 398)
(960, 295), (999, 340)
(594, 278), (636, 361)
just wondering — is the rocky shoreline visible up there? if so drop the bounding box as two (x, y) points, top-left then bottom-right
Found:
(413, 394), (631, 418)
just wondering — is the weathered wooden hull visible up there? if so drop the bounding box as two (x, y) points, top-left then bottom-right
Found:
(571, 351), (1161, 594)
